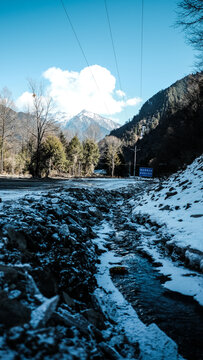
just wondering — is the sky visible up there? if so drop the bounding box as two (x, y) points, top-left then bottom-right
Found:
(0, 0), (196, 124)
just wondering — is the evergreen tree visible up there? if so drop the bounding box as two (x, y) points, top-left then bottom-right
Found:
(28, 135), (67, 177)
(42, 135), (67, 176)
(59, 131), (68, 148)
(66, 136), (83, 176)
(82, 139), (100, 175)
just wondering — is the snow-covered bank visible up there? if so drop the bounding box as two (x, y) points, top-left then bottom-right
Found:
(129, 156), (203, 303)
(93, 222), (184, 360)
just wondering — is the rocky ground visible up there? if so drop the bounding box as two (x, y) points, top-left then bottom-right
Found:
(0, 185), (146, 360)
(0, 171), (202, 360)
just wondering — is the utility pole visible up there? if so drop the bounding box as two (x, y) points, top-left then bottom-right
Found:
(133, 145), (137, 178)
(129, 161), (131, 177)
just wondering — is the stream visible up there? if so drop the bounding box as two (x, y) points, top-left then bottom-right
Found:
(108, 197), (203, 360)
(111, 251), (203, 360)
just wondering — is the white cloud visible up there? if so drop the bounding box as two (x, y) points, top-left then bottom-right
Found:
(15, 91), (34, 111)
(126, 97), (142, 106)
(116, 89), (126, 98)
(16, 65), (141, 118)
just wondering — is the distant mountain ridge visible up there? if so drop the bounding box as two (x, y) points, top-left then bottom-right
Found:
(110, 72), (203, 174)
(61, 110), (120, 142)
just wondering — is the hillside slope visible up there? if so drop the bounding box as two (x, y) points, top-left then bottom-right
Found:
(111, 72), (203, 174)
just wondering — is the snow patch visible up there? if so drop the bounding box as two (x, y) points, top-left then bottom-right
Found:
(94, 222), (184, 360)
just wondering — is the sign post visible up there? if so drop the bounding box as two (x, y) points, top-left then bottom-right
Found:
(139, 167), (153, 178)
(133, 145), (137, 178)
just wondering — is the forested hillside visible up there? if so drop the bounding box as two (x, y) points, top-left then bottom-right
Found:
(110, 72), (203, 174)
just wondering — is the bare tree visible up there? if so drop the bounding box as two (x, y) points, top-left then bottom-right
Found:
(0, 88), (16, 173)
(176, 0), (203, 69)
(104, 136), (122, 177)
(28, 81), (55, 177)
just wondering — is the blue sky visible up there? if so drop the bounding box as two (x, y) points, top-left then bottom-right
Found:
(0, 0), (195, 124)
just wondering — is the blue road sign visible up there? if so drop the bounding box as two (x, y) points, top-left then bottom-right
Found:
(139, 167), (153, 178)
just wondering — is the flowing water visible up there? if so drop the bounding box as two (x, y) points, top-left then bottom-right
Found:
(111, 251), (203, 360)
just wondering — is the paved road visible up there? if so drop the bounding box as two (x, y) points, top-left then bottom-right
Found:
(0, 177), (148, 201)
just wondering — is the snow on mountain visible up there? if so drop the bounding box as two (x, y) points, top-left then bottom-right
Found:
(59, 110), (120, 142)
(53, 111), (72, 125)
(74, 110), (120, 131)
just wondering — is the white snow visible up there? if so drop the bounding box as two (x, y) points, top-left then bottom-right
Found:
(130, 155), (203, 304)
(132, 156), (203, 253)
(93, 221), (184, 360)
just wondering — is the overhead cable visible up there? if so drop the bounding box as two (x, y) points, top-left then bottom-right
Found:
(104, 0), (123, 94)
(60, 0), (110, 114)
(140, 0), (144, 98)
(104, 0), (129, 119)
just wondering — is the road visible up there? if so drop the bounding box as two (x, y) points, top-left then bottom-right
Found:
(0, 176), (150, 201)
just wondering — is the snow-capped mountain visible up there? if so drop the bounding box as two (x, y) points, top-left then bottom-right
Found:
(60, 110), (120, 142)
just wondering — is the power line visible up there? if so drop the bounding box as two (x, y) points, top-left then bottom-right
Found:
(104, 0), (123, 94)
(104, 0), (129, 120)
(140, 0), (144, 98)
(59, 0), (110, 114)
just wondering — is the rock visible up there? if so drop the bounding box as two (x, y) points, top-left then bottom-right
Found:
(69, 223), (86, 237)
(6, 326), (24, 344)
(0, 292), (31, 328)
(155, 185), (164, 192)
(165, 191), (177, 199)
(185, 250), (203, 271)
(30, 295), (59, 329)
(62, 292), (77, 307)
(33, 269), (58, 298)
(58, 224), (70, 238)
(179, 179), (189, 187)
(109, 266), (128, 275)
(81, 308), (106, 330)
(159, 205), (171, 211)
(99, 342), (121, 360)
(5, 225), (27, 251)
(89, 207), (103, 220)
(190, 214), (203, 218)
(54, 309), (90, 336)
(8, 290), (21, 300)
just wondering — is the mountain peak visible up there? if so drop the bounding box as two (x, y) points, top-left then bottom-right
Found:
(62, 110), (120, 142)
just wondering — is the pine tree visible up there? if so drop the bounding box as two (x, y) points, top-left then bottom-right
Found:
(28, 135), (67, 177)
(66, 136), (83, 176)
(82, 139), (100, 175)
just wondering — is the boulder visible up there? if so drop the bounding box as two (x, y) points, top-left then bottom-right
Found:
(30, 295), (59, 329)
